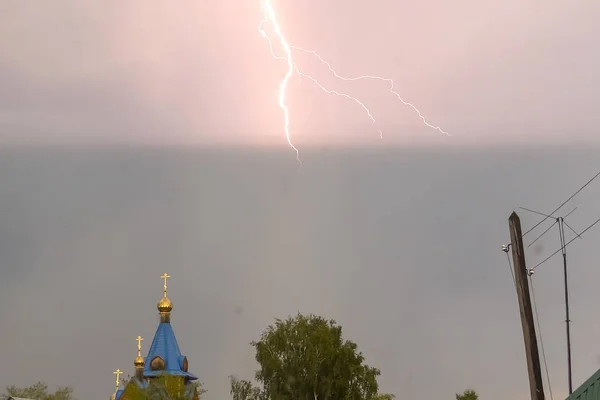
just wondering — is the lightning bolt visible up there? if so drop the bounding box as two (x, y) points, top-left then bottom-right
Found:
(259, 0), (299, 162)
(259, 0), (449, 162)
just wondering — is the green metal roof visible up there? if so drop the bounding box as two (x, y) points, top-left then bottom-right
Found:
(567, 368), (600, 400)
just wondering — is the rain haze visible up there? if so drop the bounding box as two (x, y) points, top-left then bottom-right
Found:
(1, 1), (600, 400)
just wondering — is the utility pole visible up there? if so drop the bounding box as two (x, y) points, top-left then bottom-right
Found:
(509, 212), (546, 400)
(558, 217), (573, 394)
(520, 205), (576, 394)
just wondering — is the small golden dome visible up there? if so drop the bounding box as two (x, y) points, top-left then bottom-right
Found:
(134, 355), (144, 368)
(157, 296), (173, 313)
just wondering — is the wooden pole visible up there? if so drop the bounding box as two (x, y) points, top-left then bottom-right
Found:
(509, 212), (546, 400)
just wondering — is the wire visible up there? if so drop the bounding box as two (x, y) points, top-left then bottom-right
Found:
(564, 207), (579, 219)
(505, 252), (553, 399)
(527, 220), (559, 248)
(522, 171), (600, 238)
(505, 252), (516, 289)
(562, 220), (582, 239)
(532, 216), (600, 270)
(529, 273), (554, 400)
(520, 206), (578, 221)
(520, 207), (554, 219)
(520, 207), (581, 248)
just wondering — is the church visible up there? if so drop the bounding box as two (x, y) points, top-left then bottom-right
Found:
(110, 274), (200, 400)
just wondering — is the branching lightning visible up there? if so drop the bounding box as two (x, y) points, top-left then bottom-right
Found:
(259, 0), (299, 161)
(259, 0), (449, 162)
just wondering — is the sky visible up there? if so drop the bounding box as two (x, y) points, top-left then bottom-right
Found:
(1, 1), (600, 400)
(2, 146), (600, 400)
(1, 0), (600, 147)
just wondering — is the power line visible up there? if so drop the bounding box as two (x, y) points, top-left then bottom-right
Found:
(532, 216), (600, 270)
(521, 206), (579, 220)
(519, 176), (598, 395)
(504, 248), (516, 289)
(562, 220), (582, 240)
(529, 272), (554, 400)
(522, 171), (600, 238)
(520, 207), (581, 249)
(505, 170), (600, 396)
(520, 207), (580, 249)
(527, 219), (559, 249)
(518, 207), (578, 392)
(504, 248), (553, 400)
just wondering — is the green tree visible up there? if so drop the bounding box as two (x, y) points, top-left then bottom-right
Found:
(122, 375), (206, 400)
(2, 382), (74, 400)
(371, 395), (395, 400)
(230, 376), (265, 400)
(230, 313), (395, 400)
(456, 389), (479, 400)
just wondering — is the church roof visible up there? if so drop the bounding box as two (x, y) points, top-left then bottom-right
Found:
(142, 274), (197, 380)
(143, 321), (197, 380)
(115, 389), (124, 400)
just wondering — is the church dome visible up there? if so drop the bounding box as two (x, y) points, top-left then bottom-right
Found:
(134, 355), (144, 368)
(158, 296), (173, 313)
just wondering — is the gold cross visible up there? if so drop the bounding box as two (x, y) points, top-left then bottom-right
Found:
(113, 369), (123, 390)
(160, 273), (171, 296)
(136, 336), (144, 355)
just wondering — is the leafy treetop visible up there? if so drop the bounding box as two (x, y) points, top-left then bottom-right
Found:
(2, 382), (74, 400)
(120, 375), (206, 400)
(456, 389), (479, 400)
(231, 313), (395, 400)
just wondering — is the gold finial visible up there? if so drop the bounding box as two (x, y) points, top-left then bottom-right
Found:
(157, 273), (173, 316)
(134, 336), (144, 368)
(161, 273), (171, 297)
(113, 369), (123, 392)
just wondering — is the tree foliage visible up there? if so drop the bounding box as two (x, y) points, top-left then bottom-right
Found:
(456, 389), (479, 400)
(2, 382), (74, 400)
(122, 375), (206, 400)
(371, 395), (395, 400)
(230, 313), (394, 400)
(230, 376), (266, 400)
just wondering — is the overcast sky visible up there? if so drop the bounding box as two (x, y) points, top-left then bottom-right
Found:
(1, 2), (600, 400)
(1, 0), (599, 147)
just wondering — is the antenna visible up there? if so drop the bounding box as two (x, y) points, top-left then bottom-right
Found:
(508, 169), (600, 395)
(519, 206), (582, 395)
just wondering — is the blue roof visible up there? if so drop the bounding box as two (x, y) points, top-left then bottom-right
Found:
(115, 389), (124, 400)
(143, 322), (197, 380)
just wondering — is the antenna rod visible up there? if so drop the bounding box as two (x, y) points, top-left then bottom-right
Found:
(559, 217), (573, 394)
